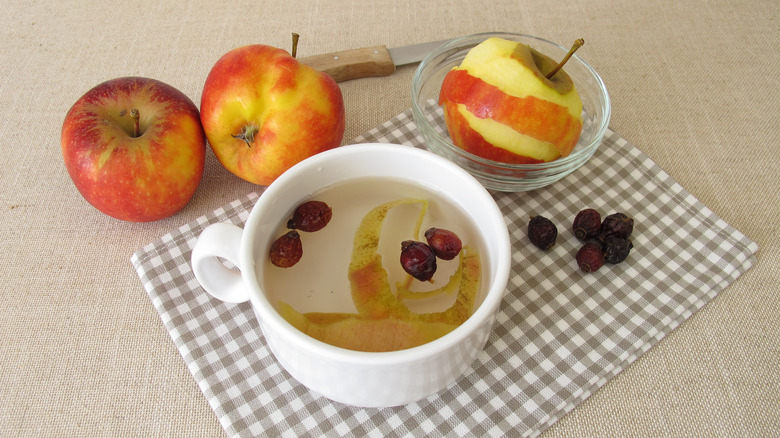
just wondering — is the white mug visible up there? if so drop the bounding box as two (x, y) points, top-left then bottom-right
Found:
(191, 143), (511, 407)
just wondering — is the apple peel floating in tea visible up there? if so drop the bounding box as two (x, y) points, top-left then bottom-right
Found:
(276, 198), (481, 352)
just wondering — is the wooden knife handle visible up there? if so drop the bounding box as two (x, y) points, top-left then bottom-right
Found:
(299, 46), (396, 83)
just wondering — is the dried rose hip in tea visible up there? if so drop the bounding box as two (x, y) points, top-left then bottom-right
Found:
(603, 236), (633, 264)
(528, 215), (558, 250)
(598, 212), (634, 242)
(287, 200), (332, 232)
(269, 230), (303, 268)
(400, 240), (437, 281)
(424, 227), (462, 260)
(572, 208), (601, 241)
(576, 242), (605, 273)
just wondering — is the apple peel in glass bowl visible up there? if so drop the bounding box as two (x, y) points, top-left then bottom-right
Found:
(412, 32), (610, 192)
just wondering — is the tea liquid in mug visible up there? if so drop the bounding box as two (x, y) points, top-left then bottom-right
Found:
(260, 177), (488, 317)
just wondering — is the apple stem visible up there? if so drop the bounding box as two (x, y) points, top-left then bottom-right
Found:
(291, 32), (300, 58)
(546, 38), (584, 79)
(232, 125), (258, 148)
(129, 108), (140, 137)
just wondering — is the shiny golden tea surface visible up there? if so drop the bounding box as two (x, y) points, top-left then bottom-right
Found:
(260, 177), (487, 351)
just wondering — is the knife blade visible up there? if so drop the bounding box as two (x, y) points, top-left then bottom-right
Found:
(299, 39), (452, 83)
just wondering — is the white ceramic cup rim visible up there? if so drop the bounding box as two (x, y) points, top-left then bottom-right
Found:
(233, 143), (511, 365)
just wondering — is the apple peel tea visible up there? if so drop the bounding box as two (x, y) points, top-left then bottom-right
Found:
(275, 198), (482, 352)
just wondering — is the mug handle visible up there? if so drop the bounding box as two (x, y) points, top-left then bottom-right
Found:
(191, 222), (249, 304)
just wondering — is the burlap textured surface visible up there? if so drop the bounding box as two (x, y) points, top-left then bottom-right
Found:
(1, 0), (778, 436)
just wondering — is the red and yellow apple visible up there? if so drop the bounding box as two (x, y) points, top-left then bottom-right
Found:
(439, 37), (583, 164)
(61, 77), (206, 222)
(200, 44), (345, 185)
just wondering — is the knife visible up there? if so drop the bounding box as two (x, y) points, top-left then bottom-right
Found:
(299, 39), (452, 83)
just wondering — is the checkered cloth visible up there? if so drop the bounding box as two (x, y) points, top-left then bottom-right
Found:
(131, 109), (758, 438)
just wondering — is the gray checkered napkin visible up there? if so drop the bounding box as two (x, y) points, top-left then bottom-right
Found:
(132, 109), (758, 438)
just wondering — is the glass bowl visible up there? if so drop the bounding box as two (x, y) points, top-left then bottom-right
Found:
(411, 32), (611, 192)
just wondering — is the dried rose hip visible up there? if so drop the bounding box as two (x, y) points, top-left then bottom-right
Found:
(400, 240), (437, 281)
(269, 230), (303, 268)
(598, 212), (634, 242)
(528, 215), (558, 250)
(287, 200), (332, 232)
(572, 208), (602, 241)
(576, 242), (605, 273)
(603, 236), (633, 264)
(424, 227), (462, 260)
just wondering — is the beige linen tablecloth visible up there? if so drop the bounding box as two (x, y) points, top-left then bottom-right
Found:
(1, 1), (777, 436)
